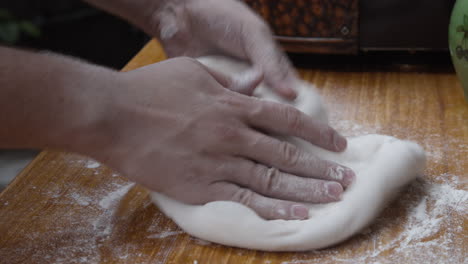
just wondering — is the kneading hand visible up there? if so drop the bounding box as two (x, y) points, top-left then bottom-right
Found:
(85, 0), (297, 96)
(121, 0), (300, 100)
(91, 57), (354, 220)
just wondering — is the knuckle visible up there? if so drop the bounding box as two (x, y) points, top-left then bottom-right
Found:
(320, 126), (335, 145)
(257, 22), (272, 35)
(279, 141), (301, 167)
(218, 94), (246, 110)
(246, 99), (267, 120)
(173, 56), (196, 64)
(248, 134), (272, 150)
(248, 162), (264, 179)
(244, 14), (271, 36)
(283, 106), (303, 132)
(212, 160), (234, 178)
(270, 203), (289, 220)
(212, 124), (243, 142)
(207, 182), (231, 202)
(264, 167), (283, 194)
(305, 155), (334, 179)
(250, 164), (282, 195)
(232, 188), (255, 207)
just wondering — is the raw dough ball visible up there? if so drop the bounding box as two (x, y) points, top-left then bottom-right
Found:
(151, 56), (426, 251)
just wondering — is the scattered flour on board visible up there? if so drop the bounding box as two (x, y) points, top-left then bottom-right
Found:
(98, 183), (134, 209)
(0, 169), (139, 264)
(92, 183), (135, 237)
(147, 231), (184, 239)
(396, 180), (467, 250)
(62, 156), (102, 170)
(189, 237), (212, 246)
(281, 261), (314, 264)
(69, 192), (92, 206)
(277, 178), (467, 264)
(85, 160), (101, 169)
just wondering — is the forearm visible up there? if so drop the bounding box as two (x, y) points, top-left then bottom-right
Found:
(0, 46), (116, 152)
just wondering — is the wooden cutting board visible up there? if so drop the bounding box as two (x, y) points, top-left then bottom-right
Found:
(0, 40), (466, 264)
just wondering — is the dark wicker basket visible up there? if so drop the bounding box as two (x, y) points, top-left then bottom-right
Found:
(243, 0), (358, 54)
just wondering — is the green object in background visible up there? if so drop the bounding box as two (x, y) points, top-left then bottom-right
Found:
(0, 9), (40, 45)
(449, 0), (468, 101)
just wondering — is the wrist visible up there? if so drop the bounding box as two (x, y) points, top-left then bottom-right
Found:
(65, 70), (145, 165)
(48, 59), (121, 156)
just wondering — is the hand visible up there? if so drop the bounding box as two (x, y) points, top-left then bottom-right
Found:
(148, 0), (300, 99)
(91, 57), (354, 220)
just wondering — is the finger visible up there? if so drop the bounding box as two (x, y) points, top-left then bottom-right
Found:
(243, 24), (299, 100)
(225, 159), (344, 202)
(211, 182), (310, 220)
(230, 68), (263, 95)
(201, 63), (263, 96)
(244, 99), (347, 152)
(233, 132), (355, 187)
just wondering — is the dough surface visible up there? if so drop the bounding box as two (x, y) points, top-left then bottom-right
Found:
(151, 56), (426, 251)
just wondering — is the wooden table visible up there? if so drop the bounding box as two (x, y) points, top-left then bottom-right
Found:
(0, 40), (466, 264)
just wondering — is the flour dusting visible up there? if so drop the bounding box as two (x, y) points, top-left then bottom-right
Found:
(147, 231), (184, 239)
(98, 183), (134, 209)
(278, 177), (467, 264)
(70, 192), (92, 206)
(85, 160), (101, 169)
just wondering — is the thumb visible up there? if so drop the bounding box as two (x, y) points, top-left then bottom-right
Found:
(244, 26), (300, 100)
(203, 65), (264, 96)
(229, 68), (264, 95)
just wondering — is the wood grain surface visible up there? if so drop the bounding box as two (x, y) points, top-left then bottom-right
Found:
(0, 40), (466, 264)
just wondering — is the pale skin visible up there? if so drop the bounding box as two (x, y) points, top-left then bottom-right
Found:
(0, 0), (355, 220)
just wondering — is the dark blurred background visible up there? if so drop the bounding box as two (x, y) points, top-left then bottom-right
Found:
(0, 0), (149, 69)
(0, 0), (455, 69)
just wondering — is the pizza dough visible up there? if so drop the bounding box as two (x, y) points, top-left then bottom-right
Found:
(150, 56), (426, 251)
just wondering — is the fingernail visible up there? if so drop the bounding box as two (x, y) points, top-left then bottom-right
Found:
(287, 88), (297, 99)
(329, 166), (356, 187)
(278, 82), (297, 100)
(333, 133), (347, 151)
(327, 166), (344, 181)
(291, 204), (309, 220)
(342, 168), (356, 187)
(325, 182), (343, 201)
(280, 88), (297, 100)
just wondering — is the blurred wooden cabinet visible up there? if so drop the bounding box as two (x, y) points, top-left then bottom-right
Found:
(243, 0), (454, 54)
